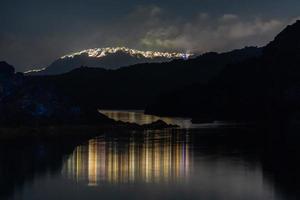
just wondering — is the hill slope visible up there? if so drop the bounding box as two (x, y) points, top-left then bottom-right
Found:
(145, 20), (300, 121)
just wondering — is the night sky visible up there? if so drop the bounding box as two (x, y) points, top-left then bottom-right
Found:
(1, 0), (299, 71)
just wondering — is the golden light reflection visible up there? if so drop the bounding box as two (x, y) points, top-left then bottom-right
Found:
(62, 131), (191, 186)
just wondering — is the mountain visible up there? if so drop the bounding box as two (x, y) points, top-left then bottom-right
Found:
(145, 20), (300, 121)
(0, 61), (115, 126)
(264, 20), (300, 57)
(3, 17), (299, 125)
(25, 46), (262, 110)
(0, 61), (175, 128)
(0, 61), (15, 76)
(25, 47), (192, 75)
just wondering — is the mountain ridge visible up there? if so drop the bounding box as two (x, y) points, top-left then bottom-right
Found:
(25, 47), (192, 75)
(145, 20), (300, 120)
(25, 46), (262, 110)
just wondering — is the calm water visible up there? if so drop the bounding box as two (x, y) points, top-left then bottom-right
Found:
(0, 111), (298, 200)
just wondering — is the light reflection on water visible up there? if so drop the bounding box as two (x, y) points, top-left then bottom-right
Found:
(62, 131), (191, 185)
(2, 128), (289, 199)
(3, 110), (292, 200)
(58, 130), (283, 200)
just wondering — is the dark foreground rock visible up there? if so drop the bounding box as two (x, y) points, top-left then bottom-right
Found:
(143, 120), (179, 129)
(115, 119), (179, 130)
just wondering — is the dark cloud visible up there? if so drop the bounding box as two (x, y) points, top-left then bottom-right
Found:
(138, 11), (292, 53)
(0, 0), (299, 71)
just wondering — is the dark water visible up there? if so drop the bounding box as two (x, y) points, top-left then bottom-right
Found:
(0, 111), (299, 200)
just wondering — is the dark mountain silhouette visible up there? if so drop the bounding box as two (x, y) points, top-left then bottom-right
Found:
(0, 61), (15, 76)
(26, 47), (261, 110)
(146, 20), (300, 122)
(25, 47), (190, 75)
(0, 62), (178, 128)
(1, 21), (300, 126)
(0, 61), (114, 126)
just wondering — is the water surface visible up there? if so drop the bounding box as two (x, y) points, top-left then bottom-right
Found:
(0, 111), (298, 200)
